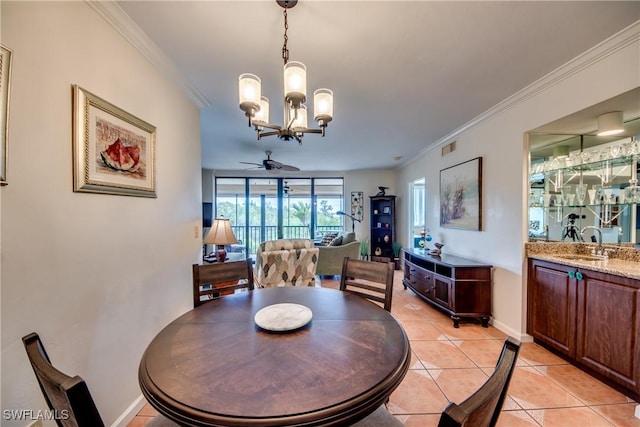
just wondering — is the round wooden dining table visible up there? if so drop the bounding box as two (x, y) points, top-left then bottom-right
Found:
(139, 286), (411, 427)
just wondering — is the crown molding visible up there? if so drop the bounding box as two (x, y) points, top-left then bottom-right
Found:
(403, 19), (640, 168)
(86, 0), (210, 108)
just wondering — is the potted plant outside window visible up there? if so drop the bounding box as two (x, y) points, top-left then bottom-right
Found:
(392, 242), (402, 270)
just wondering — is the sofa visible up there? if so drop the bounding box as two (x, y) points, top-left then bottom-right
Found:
(254, 239), (319, 287)
(316, 231), (360, 276)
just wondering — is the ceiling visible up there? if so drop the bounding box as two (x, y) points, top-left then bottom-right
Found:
(114, 1), (640, 173)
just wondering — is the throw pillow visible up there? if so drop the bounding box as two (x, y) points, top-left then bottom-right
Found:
(329, 236), (343, 246)
(320, 232), (338, 246)
(341, 232), (356, 245)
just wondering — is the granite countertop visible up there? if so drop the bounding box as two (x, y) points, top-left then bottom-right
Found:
(526, 242), (640, 280)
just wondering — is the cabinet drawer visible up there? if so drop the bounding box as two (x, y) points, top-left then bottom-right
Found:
(405, 264), (433, 297)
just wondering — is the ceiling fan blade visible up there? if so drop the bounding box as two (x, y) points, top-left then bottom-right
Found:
(239, 161), (263, 167)
(280, 164), (300, 172)
(266, 159), (284, 169)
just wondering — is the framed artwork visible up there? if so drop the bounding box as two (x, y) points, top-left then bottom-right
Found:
(0, 45), (13, 185)
(73, 85), (156, 197)
(351, 191), (363, 221)
(440, 157), (482, 230)
(382, 206), (391, 214)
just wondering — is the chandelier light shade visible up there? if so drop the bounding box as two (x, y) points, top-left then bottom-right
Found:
(597, 111), (624, 136)
(204, 217), (238, 262)
(238, 0), (333, 145)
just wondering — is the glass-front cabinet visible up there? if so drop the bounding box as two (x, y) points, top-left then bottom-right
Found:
(529, 134), (639, 245)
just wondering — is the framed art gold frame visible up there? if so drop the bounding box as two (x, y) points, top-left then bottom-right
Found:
(0, 45), (13, 185)
(72, 85), (157, 197)
(440, 157), (483, 231)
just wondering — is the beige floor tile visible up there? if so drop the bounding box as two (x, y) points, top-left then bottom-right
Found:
(411, 340), (476, 369)
(137, 403), (159, 417)
(399, 320), (447, 341)
(433, 322), (496, 340)
(527, 406), (615, 426)
(508, 366), (585, 410)
(429, 368), (489, 403)
(591, 403), (640, 427)
(408, 350), (424, 370)
(452, 339), (504, 367)
(518, 342), (569, 366)
(127, 416), (155, 427)
(534, 364), (630, 405)
(396, 413), (442, 426)
(387, 369), (449, 414)
(496, 410), (540, 426)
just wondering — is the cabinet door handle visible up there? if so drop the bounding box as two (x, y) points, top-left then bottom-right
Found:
(575, 271), (584, 281)
(568, 271), (576, 279)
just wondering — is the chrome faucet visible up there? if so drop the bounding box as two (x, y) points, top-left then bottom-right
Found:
(581, 226), (603, 255)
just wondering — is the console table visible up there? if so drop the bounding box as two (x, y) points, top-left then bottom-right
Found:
(402, 248), (492, 327)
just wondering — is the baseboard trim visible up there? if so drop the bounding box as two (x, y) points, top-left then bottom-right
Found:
(490, 318), (533, 343)
(112, 394), (147, 427)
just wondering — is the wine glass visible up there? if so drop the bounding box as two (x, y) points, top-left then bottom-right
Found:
(575, 184), (587, 205)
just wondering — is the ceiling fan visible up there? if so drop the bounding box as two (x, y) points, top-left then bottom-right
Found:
(240, 151), (300, 174)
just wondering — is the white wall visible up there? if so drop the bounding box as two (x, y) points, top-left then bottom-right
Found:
(396, 23), (640, 338)
(1, 2), (202, 425)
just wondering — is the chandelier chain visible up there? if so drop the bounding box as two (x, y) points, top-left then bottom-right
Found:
(282, 8), (289, 65)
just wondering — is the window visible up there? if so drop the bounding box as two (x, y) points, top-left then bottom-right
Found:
(214, 177), (344, 254)
(410, 178), (426, 246)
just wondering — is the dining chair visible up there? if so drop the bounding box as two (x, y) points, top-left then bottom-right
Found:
(437, 336), (521, 427)
(339, 257), (395, 311)
(193, 259), (254, 307)
(22, 332), (177, 427)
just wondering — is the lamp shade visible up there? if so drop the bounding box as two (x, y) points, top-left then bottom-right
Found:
(284, 61), (307, 106)
(290, 104), (308, 129)
(239, 73), (261, 113)
(253, 96), (270, 124)
(204, 218), (238, 245)
(597, 111), (624, 136)
(313, 88), (333, 124)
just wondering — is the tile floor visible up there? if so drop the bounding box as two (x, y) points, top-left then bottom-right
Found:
(129, 272), (640, 427)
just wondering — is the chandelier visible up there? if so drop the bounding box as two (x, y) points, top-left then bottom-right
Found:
(238, 0), (333, 145)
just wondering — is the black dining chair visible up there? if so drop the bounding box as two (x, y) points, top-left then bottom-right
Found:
(438, 336), (521, 427)
(22, 332), (178, 427)
(340, 257), (395, 311)
(192, 259), (254, 307)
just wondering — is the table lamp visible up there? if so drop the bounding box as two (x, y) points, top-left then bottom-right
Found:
(204, 218), (238, 262)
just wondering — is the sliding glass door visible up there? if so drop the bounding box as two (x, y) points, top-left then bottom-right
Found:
(215, 177), (343, 255)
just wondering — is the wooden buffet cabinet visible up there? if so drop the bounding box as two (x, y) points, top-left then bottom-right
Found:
(527, 258), (640, 400)
(402, 249), (492, 328)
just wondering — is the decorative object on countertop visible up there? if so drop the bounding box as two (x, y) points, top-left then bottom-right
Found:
(430, 242), (444, 257)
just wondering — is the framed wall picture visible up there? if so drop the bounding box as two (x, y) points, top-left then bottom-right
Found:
(72, 85), (157, 197)
(440, 157), (482, 230)
(0, 44), (13, 185)
(351, 191), (363, 221)
(382, 206), (391, 214)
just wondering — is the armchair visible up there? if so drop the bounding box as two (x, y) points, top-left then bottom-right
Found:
(255, 239), (319, 287)
(316, 232), (360, 276)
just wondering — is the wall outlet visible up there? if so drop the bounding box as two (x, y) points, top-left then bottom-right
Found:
(27, 420), (43, 427)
